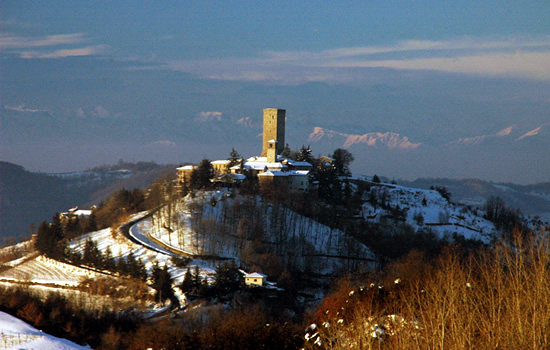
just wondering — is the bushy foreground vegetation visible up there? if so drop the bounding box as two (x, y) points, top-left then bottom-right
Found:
(306, 231), (550, 349)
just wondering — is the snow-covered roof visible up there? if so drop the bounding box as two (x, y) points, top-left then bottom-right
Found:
(258, 170), (309, 177)
(283, 159), (312, 167)
(258, 170), (288, 177)
(244, 161), (287, 170)
(211, 159), (231, 165)
(245, 272), (267, 278)
(230, 174), (246, 180)
(177, 165), (195, 170)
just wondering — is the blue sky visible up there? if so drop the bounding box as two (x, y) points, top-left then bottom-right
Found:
(1, 1), (549, 183)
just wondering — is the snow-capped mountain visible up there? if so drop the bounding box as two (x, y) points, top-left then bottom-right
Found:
(449, 126), (514, 146)
(308, 127), (421, 149)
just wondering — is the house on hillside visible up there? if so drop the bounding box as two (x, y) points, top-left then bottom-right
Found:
(60, 207), (92, 218)
(176, 165), (196, 184)
(59, 207), (93, 224)
(244, 272), (267, 287)
(211, 159), (231, 175)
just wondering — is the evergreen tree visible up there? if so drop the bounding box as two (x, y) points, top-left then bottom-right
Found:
(191, 159), (213, 189)
(151, 263), (174, 303)
(228, 148), (241, 168)
(213, 261), (241, 295)
(179, 267), (194, 294)
(103, 246), (114, 270)
(82, 239), (102, 268)
(315, 162), (341, 204)
(332, 148), (354, 177)
(84, 212), (98, 233)
(35, 214), (64, 259)
(296, 145), (314, 164)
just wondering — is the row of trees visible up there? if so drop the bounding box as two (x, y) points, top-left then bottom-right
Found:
(65, 239), (148, 280)
(179, 261), (242, 300)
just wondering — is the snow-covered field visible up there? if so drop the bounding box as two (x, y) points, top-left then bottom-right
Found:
(69, 226), (216, 281)
(0, 311), (89, 350)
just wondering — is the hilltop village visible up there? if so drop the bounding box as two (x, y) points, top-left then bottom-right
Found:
(177, 108), (314, 192)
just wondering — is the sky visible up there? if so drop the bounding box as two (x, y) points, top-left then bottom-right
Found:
(1, 1), (549, 184)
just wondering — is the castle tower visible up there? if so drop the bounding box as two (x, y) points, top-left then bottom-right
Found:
(261, 108), (285, 157)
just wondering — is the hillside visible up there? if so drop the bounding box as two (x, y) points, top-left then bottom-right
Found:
(0, 176), (544, 348)
(0, 161), (175, 242)
(0, 311), (88, 350)
(400, 178), (550, 222)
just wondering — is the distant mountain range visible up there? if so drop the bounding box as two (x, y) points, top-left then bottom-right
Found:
(308, 127), (421, 149)
(308, 123), (550, 150)
(304, 123), (550, 185)
(0, 161), (175, 242)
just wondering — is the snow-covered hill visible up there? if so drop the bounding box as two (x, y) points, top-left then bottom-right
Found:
(0, 311), (89, 350)
(148, 190), (376, 275)
(358, 179), (497, 241)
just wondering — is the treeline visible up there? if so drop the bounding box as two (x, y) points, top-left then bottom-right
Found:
(65, 239), (148, 280)
(485, 195), (528, 234)
(305, 230), (550, 349)
(179, 261), (242, 301)
(101, 304), (302, 350)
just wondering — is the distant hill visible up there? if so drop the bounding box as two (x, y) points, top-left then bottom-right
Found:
(0, 161), (176, 243)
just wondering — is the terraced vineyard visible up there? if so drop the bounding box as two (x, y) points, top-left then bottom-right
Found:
(0, 255), (104, 287)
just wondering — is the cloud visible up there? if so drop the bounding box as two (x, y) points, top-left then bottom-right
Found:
(157, 36), (550, 83)
(196, 111), (223, 122)
(3, 105), (49, 113)
(91, 106), (110, 118)
(0, 33), (86, 49)
(71, 106), (110, 118)
(20, 45), (108, 59)
(340, 52), (550, 81)
(236, 117), (254, 128)
(0, 32), (109, 59)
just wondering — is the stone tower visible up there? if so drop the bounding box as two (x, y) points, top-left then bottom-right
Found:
(261, 108), (285, 157)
